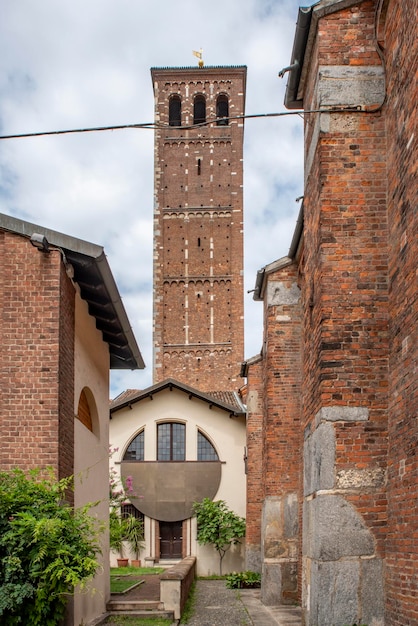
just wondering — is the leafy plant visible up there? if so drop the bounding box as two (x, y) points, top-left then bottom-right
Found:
(0, 468), (102, 626)
(109, 512), (145, 561)
(193, 498), (246, 575)
(109, 446), (144, 562)
(109, 510), (130, 558)
(125, 515), (145, 560)
(225, 571), (261, 589)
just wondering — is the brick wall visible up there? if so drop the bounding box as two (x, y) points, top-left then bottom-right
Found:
(245, 356), (263, 571)
(59, 262), (75, 483)
(245, 261), (302, 603)
(298, 2), (390, 623)
(262, 263), (302, 605)
(152, 67), (246, 391)
(302, 0), (389, 530)
(0, 232), (75, 479)
(383, 0), (418, 622)
(246, 1), (416, 623)
(262, 264), (302, 500)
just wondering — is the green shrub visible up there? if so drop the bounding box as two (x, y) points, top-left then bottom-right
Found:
(225, 570), (261, 589)
(0, 468), (102, 626)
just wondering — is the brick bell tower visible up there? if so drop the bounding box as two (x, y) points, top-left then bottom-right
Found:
(151, 64), (247, 392)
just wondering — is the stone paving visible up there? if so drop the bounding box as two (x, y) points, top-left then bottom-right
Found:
(182, 579), (302, 626)
(104, 575), (302, 626)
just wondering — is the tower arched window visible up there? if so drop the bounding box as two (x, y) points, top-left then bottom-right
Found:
(193, 95), (206, 125)
(169, 95), (181, 127)
(124, 430), (145, 461)
(216, 94), (229, 126)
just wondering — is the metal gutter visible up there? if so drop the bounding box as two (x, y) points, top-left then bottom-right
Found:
(288, 204), (304, 260)
(252, 257), (294, 302)
(282, 0), (367, 109)
(282, 5), (315, 109)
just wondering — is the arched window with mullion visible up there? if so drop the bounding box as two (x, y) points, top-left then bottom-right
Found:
(123, 430), (145, 461)
(197, 430), (219, 461)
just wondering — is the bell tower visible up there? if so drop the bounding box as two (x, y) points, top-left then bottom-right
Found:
(151, 65), (247, 392)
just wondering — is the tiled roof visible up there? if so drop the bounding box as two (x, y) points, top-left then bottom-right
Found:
(110, 389), (140, 408)
(110, 379), (246, 415)
(207, 390), (245, 412)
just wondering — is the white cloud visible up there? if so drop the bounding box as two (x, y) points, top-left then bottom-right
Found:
(0, 0), (304, 397)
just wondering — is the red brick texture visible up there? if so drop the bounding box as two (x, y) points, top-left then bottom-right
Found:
(261, 265), (302, 501)
(245, 262), (302, 602)
(0, 231), (75, 480)
(300, 0), (389, 568)
(245, 357), (263, 552)
(300, 0), (416, 623)
(383, 0), (418, 622)
(246, 1), (416, 622)
(151, 66), (246, 392)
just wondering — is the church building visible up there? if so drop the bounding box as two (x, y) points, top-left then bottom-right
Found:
(109, 64), (248, 574)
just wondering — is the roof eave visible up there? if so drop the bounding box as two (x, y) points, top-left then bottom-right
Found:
(0, 213), (144, 370)
(110, 378), (245, 416)
(252, 256), (294, 302)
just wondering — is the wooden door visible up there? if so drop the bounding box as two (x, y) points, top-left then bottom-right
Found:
(159, 521), (183, 559)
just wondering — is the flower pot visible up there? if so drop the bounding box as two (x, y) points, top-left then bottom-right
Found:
(131, 559), (141, 567)
(117, 558), (129, 567)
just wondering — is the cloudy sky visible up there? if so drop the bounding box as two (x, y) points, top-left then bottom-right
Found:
(0, 0), (306, 398)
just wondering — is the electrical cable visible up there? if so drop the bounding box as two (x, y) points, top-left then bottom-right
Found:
(0, 106), (374, 141)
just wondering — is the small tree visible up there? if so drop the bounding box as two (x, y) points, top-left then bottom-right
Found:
(193, 498), (246, 575)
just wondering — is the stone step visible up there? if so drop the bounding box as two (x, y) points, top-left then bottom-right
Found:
(107, 599), (165, 612)
(107, 609), (175, 620)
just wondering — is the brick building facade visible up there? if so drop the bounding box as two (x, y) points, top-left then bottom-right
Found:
(151, 65), (246, 391)
(243, 1), (417, 624)
(0, 213), (144, 625)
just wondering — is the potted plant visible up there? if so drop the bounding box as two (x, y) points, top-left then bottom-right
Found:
(109, 509), (129, 567)
(125, 515), (145, 567)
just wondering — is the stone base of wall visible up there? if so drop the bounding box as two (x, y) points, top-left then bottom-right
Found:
(245, 545), (262, 573)
(303, 555), (384, 626)
(261, 495), (299, 605)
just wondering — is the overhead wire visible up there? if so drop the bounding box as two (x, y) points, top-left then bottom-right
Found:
(0, 107), (370, 141)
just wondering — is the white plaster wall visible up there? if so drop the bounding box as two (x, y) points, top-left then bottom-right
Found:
(110, 386), (247, 574)
(73, 293), (110, 626)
